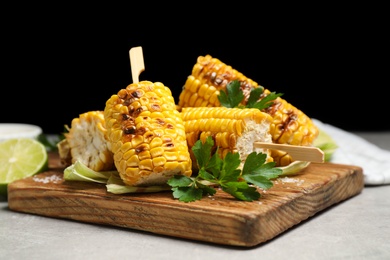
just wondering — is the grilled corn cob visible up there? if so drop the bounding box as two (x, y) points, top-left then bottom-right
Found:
(181, 106), (274, 171)
(104, 81), (192, 186)
(178, 54), (319, 166)
(57, 111), (115, 172)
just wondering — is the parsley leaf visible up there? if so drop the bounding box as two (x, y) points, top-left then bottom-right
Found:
(167, 136), (283, 202)
(218, 80), (245, 108)
(249, 91), (283, 110)
(218, 80), (283, 110)
(222, 182), (260, 201)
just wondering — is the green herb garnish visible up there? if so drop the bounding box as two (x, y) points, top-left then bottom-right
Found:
(167, 136), (283, 202)
(218, 80), (283, 110)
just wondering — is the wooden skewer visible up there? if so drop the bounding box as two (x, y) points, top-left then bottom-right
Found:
(254, 142), (324, 163)
(129, 46), (145, 83)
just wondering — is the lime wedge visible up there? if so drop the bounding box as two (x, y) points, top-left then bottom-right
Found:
(0, 138), (48, 197)
(278, 161), (311, 176)
(313, 129), (338, 162)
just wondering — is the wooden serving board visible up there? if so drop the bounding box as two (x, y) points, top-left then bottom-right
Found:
(7, 153), (364, 247)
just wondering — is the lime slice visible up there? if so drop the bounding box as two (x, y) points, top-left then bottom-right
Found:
(0, 138), (48, 196)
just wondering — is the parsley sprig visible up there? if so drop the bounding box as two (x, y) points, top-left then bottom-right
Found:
(167, 136), (283, 202)
(218, 80), (283, 110)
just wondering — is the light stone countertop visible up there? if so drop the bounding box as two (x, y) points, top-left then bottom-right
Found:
(1, 132), (389, 260)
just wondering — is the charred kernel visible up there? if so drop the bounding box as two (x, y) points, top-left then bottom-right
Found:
(155, 118), (165, 125)
(210, 72), (217, 84)
(124, 126), (136, 134)
(135, 107), (143, 115)
(122, 114), (131, 120)
(143, 131), (154, 140)
(124, 98), (136, 106)
(131, 90), (143, 98)
(136, 126), (147, 136)
(150, 104), (160, 111)
(130, 107), (144, 117)
(117, 89), (128, 99)
(162, 136), (172, 143)
(135, 144), (148, 153)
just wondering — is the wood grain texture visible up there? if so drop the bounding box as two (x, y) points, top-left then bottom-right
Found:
(7, 153), (364, 247)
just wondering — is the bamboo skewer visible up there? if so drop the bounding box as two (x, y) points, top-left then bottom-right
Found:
(254, 142), (324, 163)
(129, 46), (145, 83)
(129, 46), (324, 164)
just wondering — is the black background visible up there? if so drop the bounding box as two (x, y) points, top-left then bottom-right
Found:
(2, 11), (388, 134)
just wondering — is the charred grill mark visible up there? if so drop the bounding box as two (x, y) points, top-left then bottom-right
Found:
(275, 110), (298, 142)
(136, 126), (147, 136)
(121, 118), (148, 142)
(202, 62), (215, 81)
(150, 104), (160, 111)
(214, 77), (229, 89)
(121, 89), (144, 106)
(198, 56), (210, 68)
(210, 71), (217, 84)
(121, 115), (135, 128)
(135, 144), (147, 154)
(123, 98), (134, 106)
(131, 90), (143, 98)
(265, 99), (282, 115)
(239, 82), (255, 104)
(124, 126), (136, 135)
(122, 114), (131, 120)
(155, 118), (165, 125)
(220, 71), (234, 82)
(129, 107), (143, 117)
(144, 132), (154, 139)
(162, 136), (172, 143)
(121, 113), (136, 142)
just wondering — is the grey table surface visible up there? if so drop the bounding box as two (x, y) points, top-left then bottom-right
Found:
(1, 131), (390, 260)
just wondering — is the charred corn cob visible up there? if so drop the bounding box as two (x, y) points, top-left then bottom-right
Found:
(177, 55), (259, 108)
(181, 106), (274, 171)
(104, 81), (192, 186)
(178, 54), (319, 166)
(57, 111), (115, 172)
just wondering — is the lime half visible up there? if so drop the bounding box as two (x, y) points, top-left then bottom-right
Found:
(0, 138), (48, 196)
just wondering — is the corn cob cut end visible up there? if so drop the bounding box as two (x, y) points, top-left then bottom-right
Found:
(104, 81), (192, 187)
(182, 107), (274, 171)
(57, 138), (72, 167)
(60, 111), (115, 172)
